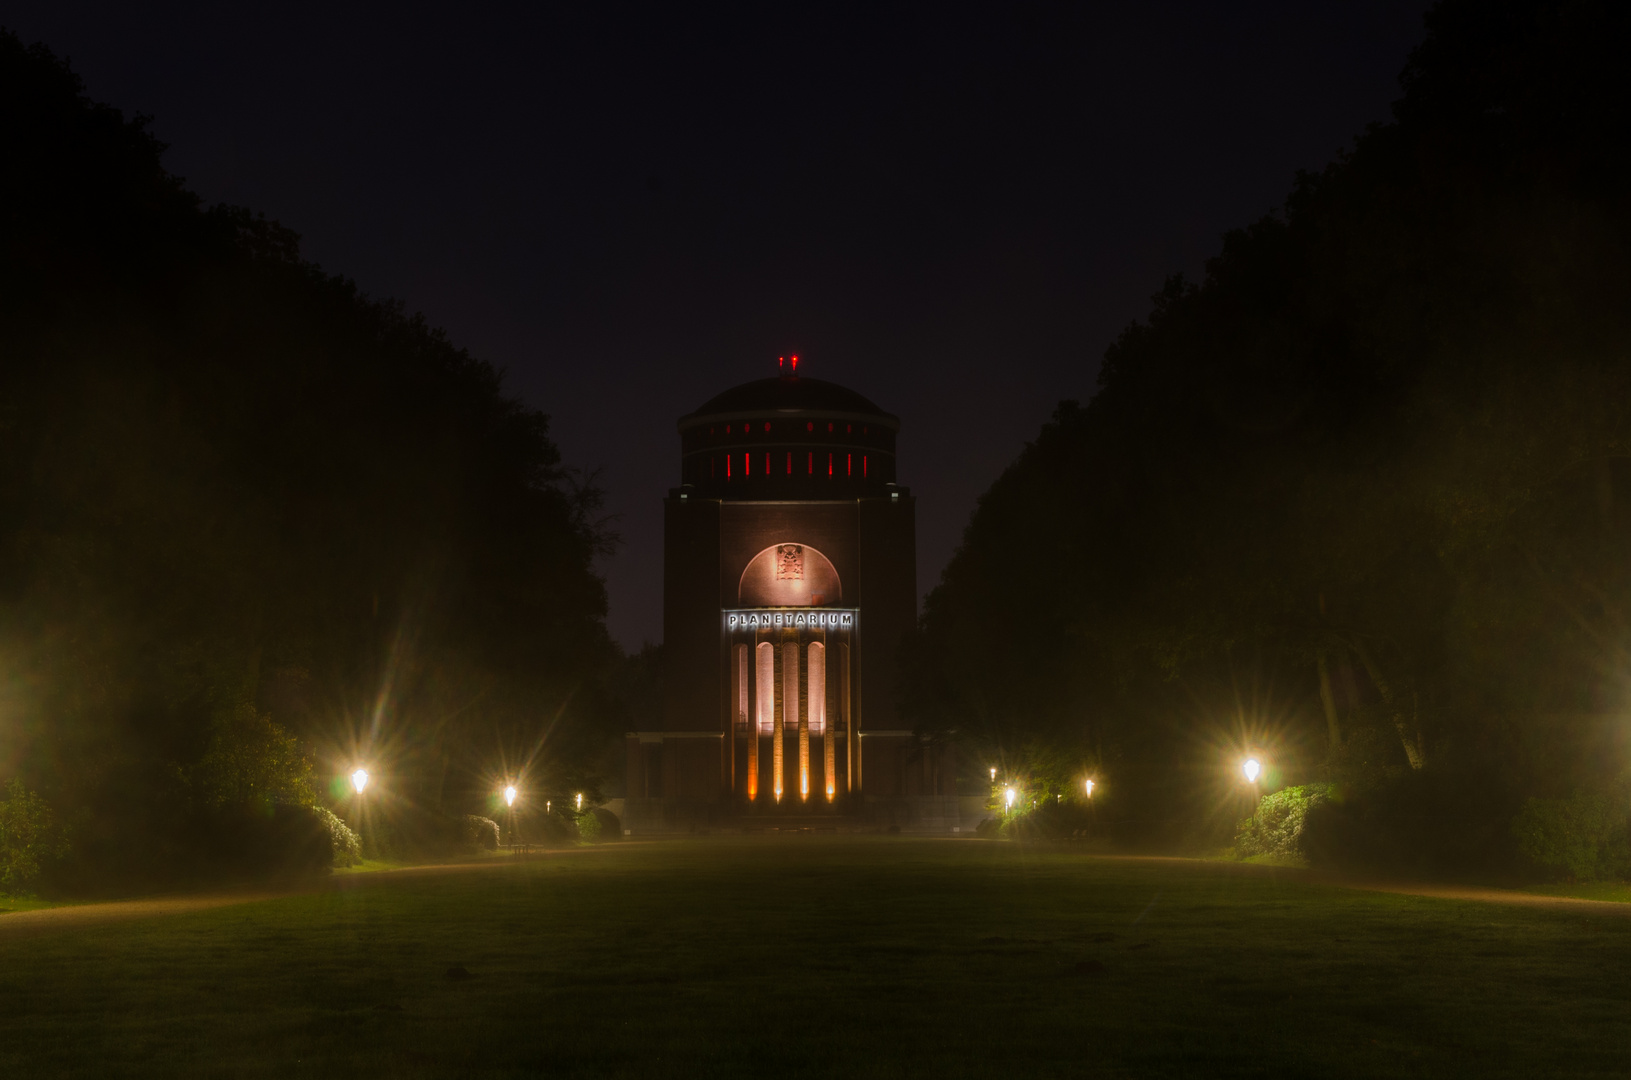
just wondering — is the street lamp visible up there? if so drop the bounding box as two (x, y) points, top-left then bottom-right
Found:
(1243, 758), (1261, 784)
(990, 766), (997, 781)
(1084, 778), (1095, 798)
(1004, 786), (1016, 811)
(351, 768), (370, 794)
(575, 793), (583, 812)
(502, 784), (520, 851)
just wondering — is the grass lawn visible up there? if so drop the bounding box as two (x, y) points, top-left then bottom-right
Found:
(3, 837), (1630, 1078)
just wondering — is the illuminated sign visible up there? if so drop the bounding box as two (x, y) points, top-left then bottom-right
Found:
(724, 608), (856, 631)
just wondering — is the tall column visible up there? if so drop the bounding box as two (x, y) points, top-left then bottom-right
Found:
(797, 645), (810, 801)
(810, 642), (830, 800)
(737, 644), (753, 799)
(783, 640), (801, 801)
(841, 642), (854, 793)
(756, 642), (774, 802)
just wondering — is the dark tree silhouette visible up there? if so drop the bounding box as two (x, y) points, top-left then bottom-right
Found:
(0, 34), (618, 886)
(904, 0), (1631, 865)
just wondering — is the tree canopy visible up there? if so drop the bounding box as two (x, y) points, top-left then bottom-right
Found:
(905, 0), (1631, 863)
(0, 34), (618, 885)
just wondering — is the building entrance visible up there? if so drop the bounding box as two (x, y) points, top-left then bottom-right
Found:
(731, 619), (854, 805)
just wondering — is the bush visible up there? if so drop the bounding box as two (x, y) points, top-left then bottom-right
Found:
(994, 798), (1096, 841)
(575, 808), (602, 844)
(1513, 784), (1631, 883)
(461, 815), (501, 852)
(0, 779), (71, 894)
(531, 812), (579, 846)
(1235, 784), (1333, 861)
(1296, 769), (1527, 874)
(202, 803), (332, 880)
(310, 807), (362, 867)
(588, 807), (620, 840)
(187, 705), (316, 812)
(357, 815), (404, 862)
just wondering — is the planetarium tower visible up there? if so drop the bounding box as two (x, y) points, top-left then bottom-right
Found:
(623, 358), (956, 831)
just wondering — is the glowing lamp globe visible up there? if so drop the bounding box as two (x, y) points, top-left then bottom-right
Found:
(1004, 787), (1016, 810)
(1243, 758), (1262, 784)
(504, 785), (517, 807)
(351, 768), (370, 794)
(1085, 778), (1095, 798)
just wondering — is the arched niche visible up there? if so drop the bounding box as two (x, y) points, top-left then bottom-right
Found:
(737, 543), (842, 607)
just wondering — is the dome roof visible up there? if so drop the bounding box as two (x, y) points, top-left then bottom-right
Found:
(680, 375), (898, 430)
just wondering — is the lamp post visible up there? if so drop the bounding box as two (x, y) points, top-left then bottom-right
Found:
(1242, 757), (1264, 812)
(349, 767), (370, 857)
(504, 784), (518, 850)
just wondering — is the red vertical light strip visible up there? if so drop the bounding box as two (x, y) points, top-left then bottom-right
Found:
(864, 455), (868, 478)
(786, 451), (792, 474)
(745, 453), (750, 476)
(828, 453), (833, 476)
(807, 452), (812, 474)
(726, 455), (731, 478)
(764, 453), (770, 475)
(847, 453), (852, 476)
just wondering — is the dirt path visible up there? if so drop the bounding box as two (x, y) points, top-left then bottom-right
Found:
(0, 849), (603, 937)
(0, 891), (295, 934)
(1321, 877), (1631, 914)
(1089, 851), (1631, 914)
(2, 845), (1624, 935)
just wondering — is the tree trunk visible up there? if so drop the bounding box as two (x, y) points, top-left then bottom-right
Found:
(1316, 650), (1342, 754)
(1352, 640), (1424, 770)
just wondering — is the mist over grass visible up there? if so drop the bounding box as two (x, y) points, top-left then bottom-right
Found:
(4, 839), (1631, 1077)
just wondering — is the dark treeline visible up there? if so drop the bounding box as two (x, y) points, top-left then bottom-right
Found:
(906, 0), (1631, 874)
(0, 35), (628, 890)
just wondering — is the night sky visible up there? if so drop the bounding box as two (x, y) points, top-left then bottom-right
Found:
(7, 2), (1430, 648)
